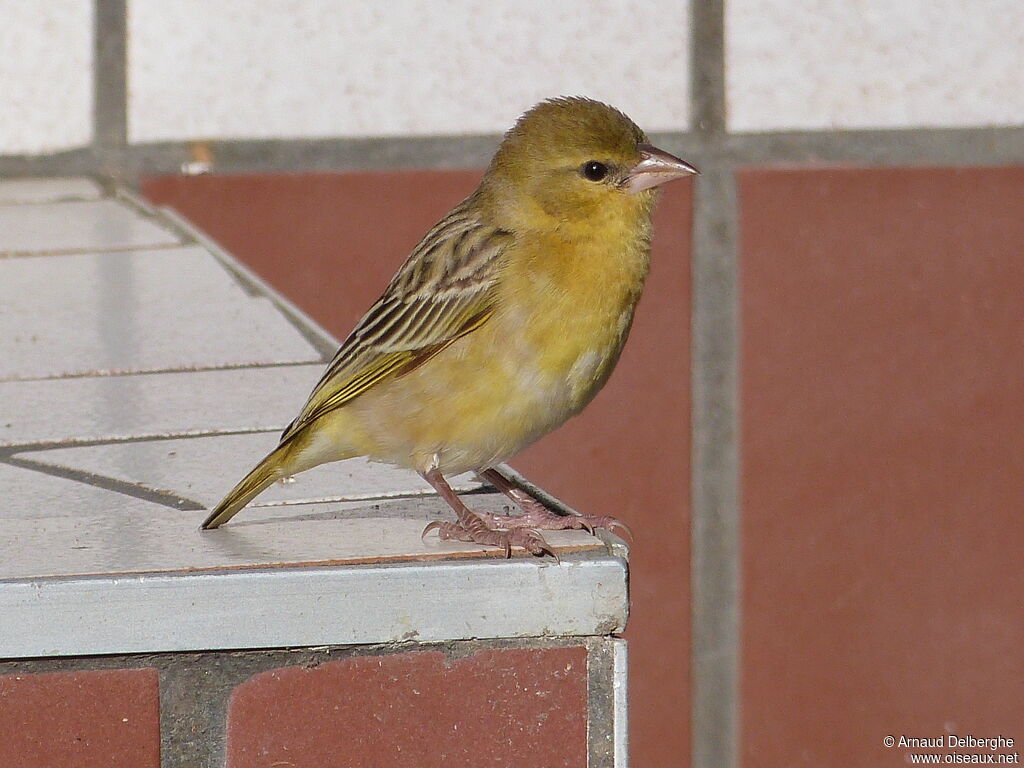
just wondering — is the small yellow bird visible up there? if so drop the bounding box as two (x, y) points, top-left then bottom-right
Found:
(202, 96), (697, 555)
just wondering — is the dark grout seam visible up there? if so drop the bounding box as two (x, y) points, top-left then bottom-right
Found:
(2, 127), (1022, 182)
(0, 360), (324, 385)
(689, 2), (741, 768)
(92, 0), (130, 183)
(0, 428), (284, 456)
(0, 241), (186, 260)
(2, 453), (206, 512)
(690, 160), (741, 768)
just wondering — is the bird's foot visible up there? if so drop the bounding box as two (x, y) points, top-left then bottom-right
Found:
(422, 518), (557, 560)
(481, 505), (632, 541)
(478, 467), (632, 541)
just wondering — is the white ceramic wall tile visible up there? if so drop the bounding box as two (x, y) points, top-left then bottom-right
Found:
(127, 0), (690, 142)
(0, 364), (324, 447)
(18, 432), (482, 510)
(0, 247), (320, 379)
(0, 199), (179, 255)
(726, 0), (1024, 131)
(0, 178), (103, 204)
(0, 1), (94, 154)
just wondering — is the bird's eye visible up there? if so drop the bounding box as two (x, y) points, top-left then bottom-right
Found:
(581, 161), (610, 182)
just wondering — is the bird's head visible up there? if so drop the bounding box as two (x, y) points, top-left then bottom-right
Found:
(481, 96), (697, 232)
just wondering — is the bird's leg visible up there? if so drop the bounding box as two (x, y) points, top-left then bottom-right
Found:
(420, 468), (555, 558)
(477, 468), (633, 541)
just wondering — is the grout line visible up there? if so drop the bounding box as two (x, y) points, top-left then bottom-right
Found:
(690, 0), (727, 139)
(0, 359), (323, 385)
(690, 161), (741, 768)
(690, 2), (741, 767)
(2, 127), (1023, 181)
(586, 637), (620, 768)
(0, 241), (186, 260)
(2, 453), (205, 512)
(93, 0), (129, 174)
(0, 429), (283, 456)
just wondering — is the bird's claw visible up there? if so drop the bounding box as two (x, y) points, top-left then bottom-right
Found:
(506, 528), (559, 562)
(604, 518), (634, 544)
(564, 514), (632, 544)
(420, 519), (443, 543)
(421, 518), (559, 561)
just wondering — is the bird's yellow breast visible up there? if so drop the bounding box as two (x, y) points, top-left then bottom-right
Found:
(496, 222), (650, 401)
(330, 207), (653, 475)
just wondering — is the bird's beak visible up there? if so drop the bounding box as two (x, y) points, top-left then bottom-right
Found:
(624, 143), (699, 194)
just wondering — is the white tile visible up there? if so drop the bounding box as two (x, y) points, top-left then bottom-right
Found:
(0, 491), (599, 578)
(0, 247), (320, 380)
(0, 199), (179, 255)
(727, 0), (1024, 131)
(0, 1), (94, 154)
(0, 463), (620, 658)
(0, 178), (104, 204)
(128, 0), (690, 142)
(1, 531), (622, 658)
(0, 364), (324, 447)
(18, 432), (482, 509)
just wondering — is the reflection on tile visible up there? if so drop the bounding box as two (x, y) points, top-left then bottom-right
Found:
(18, 432), (482, 509)
(0, 247), (320, 380)
(0, 463), (167, 520)
(0, 199), (179, 254)
(0, 177), (103, 204)
(0, 493), (597, 580)
(0, 364), (324, 446)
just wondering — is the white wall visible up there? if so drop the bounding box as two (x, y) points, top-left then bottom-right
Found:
(1, 0), (1022, 156)
(0, 1), (94, 154)
(726, 0), (1024, 132)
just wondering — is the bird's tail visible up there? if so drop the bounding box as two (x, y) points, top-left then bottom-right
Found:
(201, 440), (295, 529)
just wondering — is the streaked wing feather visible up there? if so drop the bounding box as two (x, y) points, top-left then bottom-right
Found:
(281, 200), (511, 441)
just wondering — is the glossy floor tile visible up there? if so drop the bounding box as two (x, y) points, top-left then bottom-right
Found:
(18, 432), (481, 509)
(1, 490), (599, 580)
(0, 246), (320, 380)
(0, 364), (324, 446)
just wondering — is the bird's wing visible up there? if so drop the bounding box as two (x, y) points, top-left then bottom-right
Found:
(281, 201), (512, 442)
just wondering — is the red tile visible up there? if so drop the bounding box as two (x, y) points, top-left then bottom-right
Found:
(225, 646), (587, 767)
(740, 167), (1024, 766)
(0, 668), (160, 768)
(143, 171), (694, 768)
